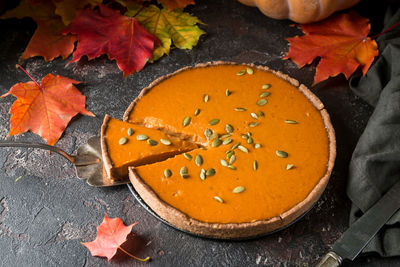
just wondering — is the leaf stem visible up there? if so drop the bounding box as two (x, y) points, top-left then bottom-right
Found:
(370, 21), (400, 39)
(16, 64), (42, 89)
(118, 246), (150, 262)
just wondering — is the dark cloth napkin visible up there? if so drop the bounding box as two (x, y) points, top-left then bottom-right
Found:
(348, 4), (400, 257)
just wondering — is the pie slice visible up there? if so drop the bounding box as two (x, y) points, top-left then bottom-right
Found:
(101, 115), (198, 180)
(104, 62), (336, 239)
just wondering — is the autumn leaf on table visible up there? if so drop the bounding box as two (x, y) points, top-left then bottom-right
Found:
(284, 11), (379, 84)
(82, 214), (149, 262)
(157, 0), (195, 10)
(126, 4), (204, 60)
(62, 4), (158, 77)
(1, 0), (77, 61)
(1, 66), (94, 145)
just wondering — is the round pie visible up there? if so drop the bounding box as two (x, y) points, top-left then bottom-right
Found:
(102, 62), (336, 239)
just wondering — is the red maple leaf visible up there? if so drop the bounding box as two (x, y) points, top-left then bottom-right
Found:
(62, 4), (158, 77)
(1, 65), (94, 145)
(284, 11), (379, 84)
(82, 214), (149, 262)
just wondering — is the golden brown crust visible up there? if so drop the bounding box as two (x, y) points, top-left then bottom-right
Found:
(126, 61), (336, 239)
(101, 114), (119, 180)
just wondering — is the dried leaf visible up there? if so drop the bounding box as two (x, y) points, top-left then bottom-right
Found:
(62, 4), (158, 76)
(53, 0), (102, 25)
(127, 4), (204, 60)
(284, 11), (379, 84)
(1, 70), (94, 145)
(81, 214), (137, 261)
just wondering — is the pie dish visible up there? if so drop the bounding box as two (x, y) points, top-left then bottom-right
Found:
(102, 62), (336, 238)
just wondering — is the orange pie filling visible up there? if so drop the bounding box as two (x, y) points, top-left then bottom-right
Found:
(103, 64), (332, 225)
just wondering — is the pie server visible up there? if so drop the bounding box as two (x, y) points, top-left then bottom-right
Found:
(317, 179), (400, 266)
(0, 137), (130, 187)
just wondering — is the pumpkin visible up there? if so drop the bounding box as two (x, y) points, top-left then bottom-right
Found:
(238, 0), (360, 23)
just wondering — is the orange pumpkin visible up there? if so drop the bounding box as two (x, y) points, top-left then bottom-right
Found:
(238, 0), (360, 23)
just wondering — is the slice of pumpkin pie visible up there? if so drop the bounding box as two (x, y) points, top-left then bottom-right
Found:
(101, 115), (198, 180)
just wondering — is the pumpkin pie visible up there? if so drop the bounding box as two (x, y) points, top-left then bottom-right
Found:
(102, 62), (336, 238)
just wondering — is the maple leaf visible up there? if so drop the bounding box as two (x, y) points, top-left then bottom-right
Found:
(126, 4), (204, 60)
(82, 214), (149, 262)
(284, 11), (379, 84)
(1, 0), (77, 61)
(1, 66), (94, 145)
(157, 0), (195, 10)
(62, 4), (158, 77)
(52, 0), (102, 25)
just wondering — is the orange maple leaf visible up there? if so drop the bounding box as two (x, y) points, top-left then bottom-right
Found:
(284, 11), (379, 84)
(157, 0), (195, 10)
(82, 214), (149, 262)
(62, 4), (158, 77)
(1, 68), (94, 145)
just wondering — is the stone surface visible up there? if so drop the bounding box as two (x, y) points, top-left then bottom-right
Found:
(0, 0), (399, 266)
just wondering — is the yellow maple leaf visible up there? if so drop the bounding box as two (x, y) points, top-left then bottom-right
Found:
(52, 0), (102, 25)
(126, 4), (205, 60)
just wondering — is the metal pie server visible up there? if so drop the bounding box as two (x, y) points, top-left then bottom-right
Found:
(0, 137), (130, 187)
(317, 179), (400, 266)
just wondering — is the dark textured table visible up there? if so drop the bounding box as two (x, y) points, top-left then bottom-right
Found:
(0, 1), (399, 266)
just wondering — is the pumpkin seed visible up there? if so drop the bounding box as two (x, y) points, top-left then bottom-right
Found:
(203, 94), (209, 103)
(234, 107), (247, 112)
(220, 159), (228, 167)
(236, 70), (245, 76)
(286, 164), (294, 170)
(136, 134), (148, 141)
(206, 168), (216, 176)
(257, 99), (268, 106)
(214, 196), (224, 203)
(195, 154), (203, 166)
(184, 153), (192, 161)
(285, 120), (298, 124)
(164, 169), (172, 178)
(247, 132), (252, 137)
(251, 112), (258, 119)
(258, 111), (265, 117)
(200, 169), (206, 180)
(260, 92), (271, 97)
(119, 137), (128, 145)
(246, 67), (254, 75)
(262, 84), (271, 90)
(147, 139), (158, 146)
(254, 143), (261, 149)
(253, 160), (258, 170)
(241, 134), (249, 139)
(229, 155), (236, 164)
(225, 89), (231, 96)
(226, 151), (235, 159)
(228, 165), (237, 170)
(194, 108), (201, 116)
(225, 124), (234, 133)
(249, 122), (259, 127)
(238, 145), (249, 153)
(220, 134), (231, 139)
(223, 138), (232, 145)
(209, 119), (220, 125)
(180, 166), (189, 178)
(209, 132), (219, 140)
(183, 116), (191, 127)
(127, 128), (134, 136)
(232, 142), (241, 149)
(247, 137), (254, 144)
(212, 138), (222, 147)
(233, 186), (245, 194)
(204, 128), (212, 138)
(160, 138), (171, 145)
(276, 150), (288, 158)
